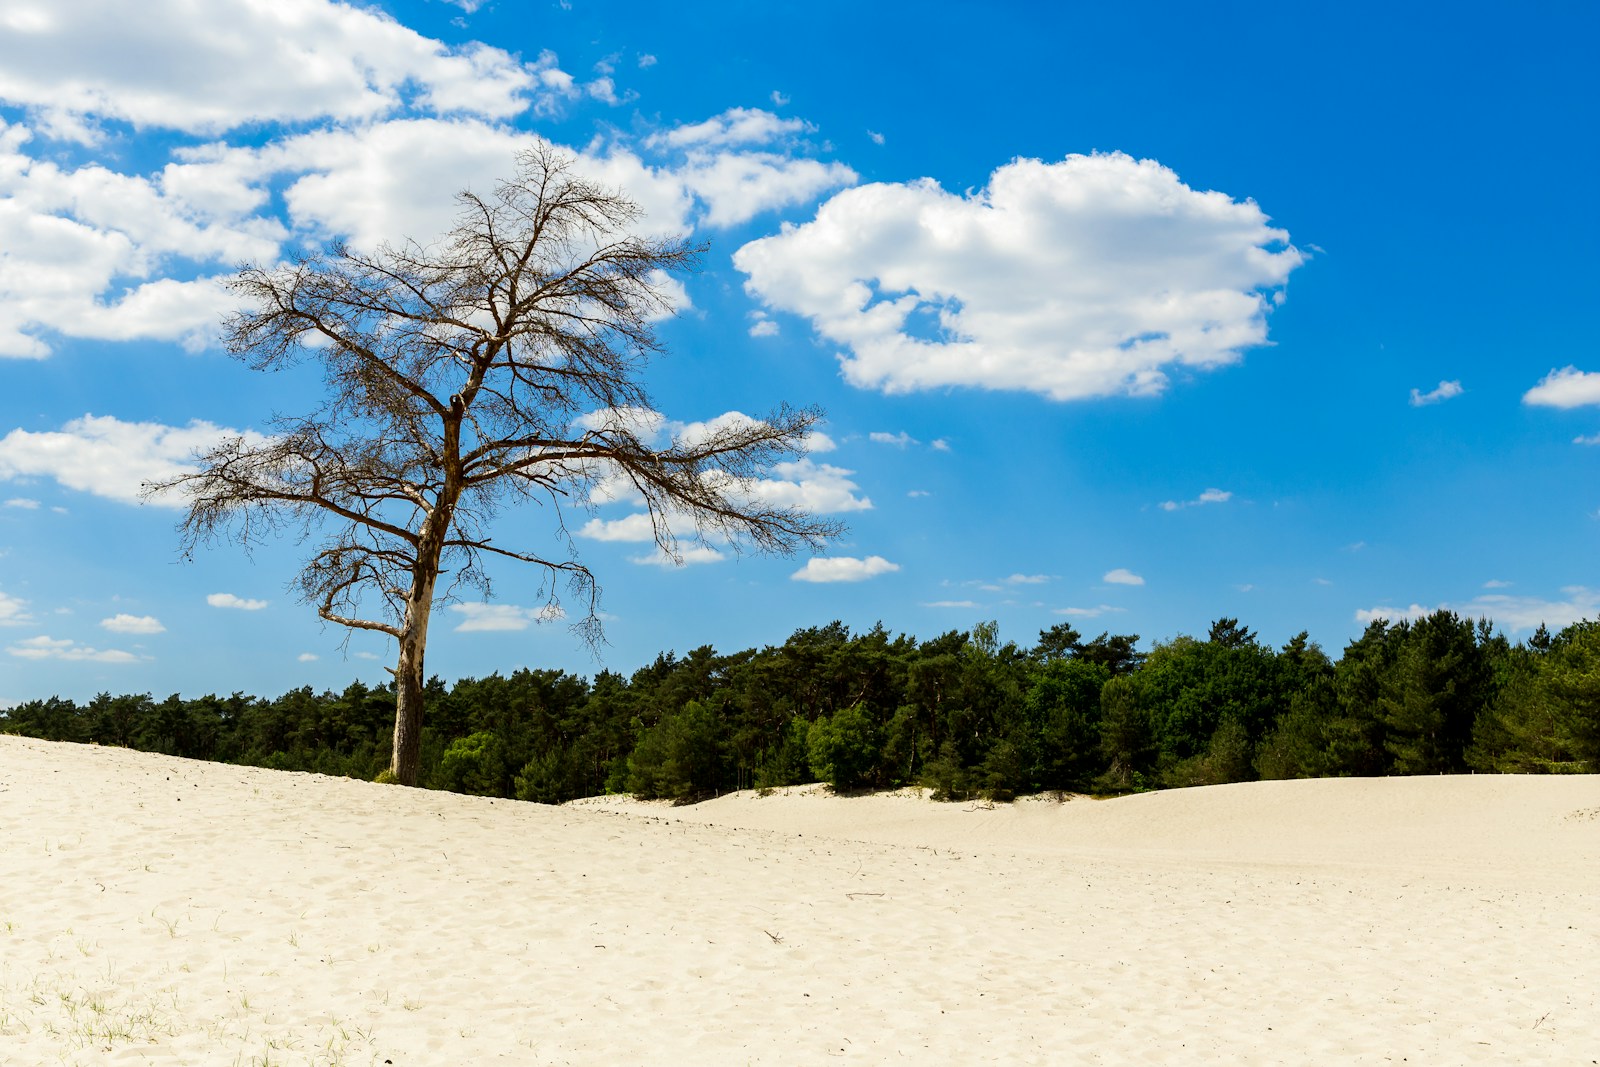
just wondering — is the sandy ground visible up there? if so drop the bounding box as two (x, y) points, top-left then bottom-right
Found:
(1, 735), (1597, 1065)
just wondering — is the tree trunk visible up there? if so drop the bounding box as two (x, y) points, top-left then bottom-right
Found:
(391, 628), (427, 784)
(390, 576), (438, 785)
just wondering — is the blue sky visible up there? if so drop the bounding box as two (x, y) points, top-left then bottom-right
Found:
(1, 0), (1597, 704)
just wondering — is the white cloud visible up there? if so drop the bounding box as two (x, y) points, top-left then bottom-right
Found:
(1054, 604), (1123, 618)
(930, 439), (951, 452)
(0, 591), (32, 626)
(0, 415), (257, 506)
(7, 635), (137, 663)
(1409, 380), (1463, 407)
(922, 600), (979, 609)
(0, 114), (706, 358)
(1483, 579), (1512, 589)
(790, 555), (899, 583)
(749, 318), (779, 338)
(868, 130), (885, 145)
(735, 152), (1303, 401)
(450, 602), (563, 632)
(0, 0), (541, 137)
(1006, 574), (1051, 585)
(1574, 433), (1600, 446)
(576, 415), (869, 564)
(574, 404), (671, 441)
(770, 91), (790, 107)
(585, 77), (624, 106)
(1468, 588), (1600, 631)
(637, 54), (657, 69)
(579, 512), (661, 543)
(1103, 568), (1145, 586)
(3, 497), (38, 509)
(1159, 487), (1232, 512)
(1525, 367), (1600, 409)
(100, 613), (164, 635)
(651, 108), (811, 150)
(629, 544), (726, 567)
(676, 151), (856, 228)
(0, 122), (275, 357)
(1354, 603), (1434, 624)
(748, 458), (873, 513)
(801, 431), (836, 454)
(297, 652), (319, 662)
(641, 107), (855, 228)
(208, 593), (268, 611)
(1357, 587), (1600, 633)
(253, 121), (693, 254)
(869, 431), (919, 448)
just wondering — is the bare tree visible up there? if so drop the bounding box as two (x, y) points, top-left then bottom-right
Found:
(149, 146), (841, 785)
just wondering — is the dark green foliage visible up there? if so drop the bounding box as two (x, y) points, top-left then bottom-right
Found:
(806, 703), (880, 791)
(1096, 675), (1158, 791)
(4, 612), (1596, 807)
(626, 700), (726, 801)
(1471, 621), (1600, 772)
(1257, 680), (1340, 779)
(1377, 610), (1493, 774)
(434, 731), (509, 796)
(1025, 658), (1108, 791)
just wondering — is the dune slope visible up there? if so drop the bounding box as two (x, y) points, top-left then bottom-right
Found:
(1, 735), (1596, 1065)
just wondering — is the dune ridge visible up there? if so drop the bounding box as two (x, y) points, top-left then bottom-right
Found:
(1, 734), (1596, 1064)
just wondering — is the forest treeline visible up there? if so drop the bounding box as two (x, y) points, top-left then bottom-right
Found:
(4, 611), (1598, 803)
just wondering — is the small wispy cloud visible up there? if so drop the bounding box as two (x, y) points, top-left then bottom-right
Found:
(1159, 488), (1231, 512)
(1354, 603), (1434, 624)
(629, 545), (727, 567)
(297, 652), (319, 662)
(790, 555), (899, 583)
(207, 593), (267, 611)
(4, 498), (39, 509)
(869, 431), (919, 448)
(100, 613), (164, 635)
(1409, 380), (1464, 407)
(1053, 604), (1124, 618)
(0, 592), (32, 626)
(922, 599), (978, 609)
(1103, 568), (1144, 586)
(450, 603), (565, 632)
(7, 635), (138, 663)
(1357, 587), (1600, 633)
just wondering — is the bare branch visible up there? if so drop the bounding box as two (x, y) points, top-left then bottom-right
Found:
(165, 144), (841, 784)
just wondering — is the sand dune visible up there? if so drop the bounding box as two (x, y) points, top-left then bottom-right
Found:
(1, 735), (1596, 1065)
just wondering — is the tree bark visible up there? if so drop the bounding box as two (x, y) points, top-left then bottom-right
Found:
(391, 627), (426, 784)
(390, 575), (438, 785)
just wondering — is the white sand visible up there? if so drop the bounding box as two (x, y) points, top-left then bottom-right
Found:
(1, 735), (1596, 1065)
